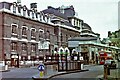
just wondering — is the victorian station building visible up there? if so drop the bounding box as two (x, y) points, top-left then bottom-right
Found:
(1, 1), (119, 68)
(0, 1), (83, 67)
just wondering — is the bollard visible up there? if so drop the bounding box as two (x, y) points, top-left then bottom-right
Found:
(39, 71), (44, 77)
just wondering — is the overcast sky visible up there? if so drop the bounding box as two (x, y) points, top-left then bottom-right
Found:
(1, 0), (120, 39)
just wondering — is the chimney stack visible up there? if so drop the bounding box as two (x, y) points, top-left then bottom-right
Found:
(17, 0), (21, 4)
(30, 3), (37, 10)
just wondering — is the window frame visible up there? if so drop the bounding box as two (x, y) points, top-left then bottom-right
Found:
(21, 26), (28, 38)
(22, 43), (27, 51)
(11, 24), (18, 35)
(11, 42), (17, 51)
(30, 28), (36, 39)
(39, 29), (44, 39)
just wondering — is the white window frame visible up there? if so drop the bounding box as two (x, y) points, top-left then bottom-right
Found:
(21, 26), (28, 37)
(30, 28), (36, 38)
(39, 29), (44, 39)
(11, 23), (18, 35)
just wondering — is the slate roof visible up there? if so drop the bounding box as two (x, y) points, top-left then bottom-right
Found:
(42, 6), (68, 20)
(82, 23), (92, 30)
(42, 6), (76, 27)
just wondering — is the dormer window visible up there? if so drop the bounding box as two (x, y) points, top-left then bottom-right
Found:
(43, 15), (48, 23)
(23, 6), (27, 17)
(31, 28), (36, 39)
(18, 5), (21, 14)
(13, 2), (17, 13)
(27, 10), (30, 17)
(35, 13), (38, 19)
(32, 11), (35, 19)
(39, 12), (42, 21)
(11, 24), (18, 37)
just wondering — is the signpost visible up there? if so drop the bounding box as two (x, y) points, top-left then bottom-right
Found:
(38, 64), (45, 77)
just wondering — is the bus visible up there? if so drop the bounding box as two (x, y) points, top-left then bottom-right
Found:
(99, 51), (113, 65)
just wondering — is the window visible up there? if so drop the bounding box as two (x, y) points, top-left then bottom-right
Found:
(31, 28), (36, 39)
(46, 31), (50, 39)
(66, 34), (68, 41)
(23, 6), (26, 16)
(18, 6), (21, 13)
(35, 13), (38, 19)
(60, 33), (63, 42)
(22, 43), (27, 51)
(11, 24), (18, 35)
(39, 29), (44, 39)
(13, 4), (16, 13)
(32, 12), (34, 19)
(11, 42), (17, 51)
(31, 44), (36, 52)
(39, 12), (42, 21)
(22, 26), (27, 38)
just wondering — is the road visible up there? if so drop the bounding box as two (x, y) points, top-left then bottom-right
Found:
(1, 65), (104, 80)
(1, 67), (39, 80)
(50, 65), (104, 80)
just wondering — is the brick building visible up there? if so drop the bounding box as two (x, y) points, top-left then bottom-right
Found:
(0, 2), (82, 67)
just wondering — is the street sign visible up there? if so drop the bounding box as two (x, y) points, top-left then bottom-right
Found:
(38, 64), (45, 71)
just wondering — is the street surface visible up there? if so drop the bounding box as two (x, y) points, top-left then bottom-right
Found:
(1, 67), (39, 80)
(50, 65), (104, 80)
(1, 65), (104, 80)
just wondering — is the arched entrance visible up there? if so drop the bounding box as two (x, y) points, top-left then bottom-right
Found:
(11, 54), (19, 68)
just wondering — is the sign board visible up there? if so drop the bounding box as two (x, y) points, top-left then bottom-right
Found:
(74, 56), (78, 60)
(38, 64), (45, 71)
(38, 41), (50, 49)
(80, 56), (84, 60)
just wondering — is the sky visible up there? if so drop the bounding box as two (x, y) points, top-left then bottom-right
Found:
(1, 0), (120, 39)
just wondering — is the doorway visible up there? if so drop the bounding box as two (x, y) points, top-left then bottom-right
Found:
(11, 54), (19, 68)
(81, 52), (89, 64)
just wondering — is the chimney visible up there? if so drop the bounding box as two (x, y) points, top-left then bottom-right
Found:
(17, 0), (21, 4)
(30, 3), (37, 10)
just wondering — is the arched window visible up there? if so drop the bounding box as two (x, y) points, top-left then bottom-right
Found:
(11, 24), (18, 37)
(22, 26), (28, 38)
(31, 28), (36, 39)
(31, 44), (36, 52)
(39, 29), (44, 39)
(46, 30), (50, 40)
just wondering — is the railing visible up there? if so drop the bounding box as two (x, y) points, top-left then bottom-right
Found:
(44, 54), (82, 72)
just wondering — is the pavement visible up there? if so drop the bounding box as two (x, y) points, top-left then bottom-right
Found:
(97, 68), (120, 80)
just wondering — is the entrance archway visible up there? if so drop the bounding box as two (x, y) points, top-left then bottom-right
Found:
(11, 54), (19, 68)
